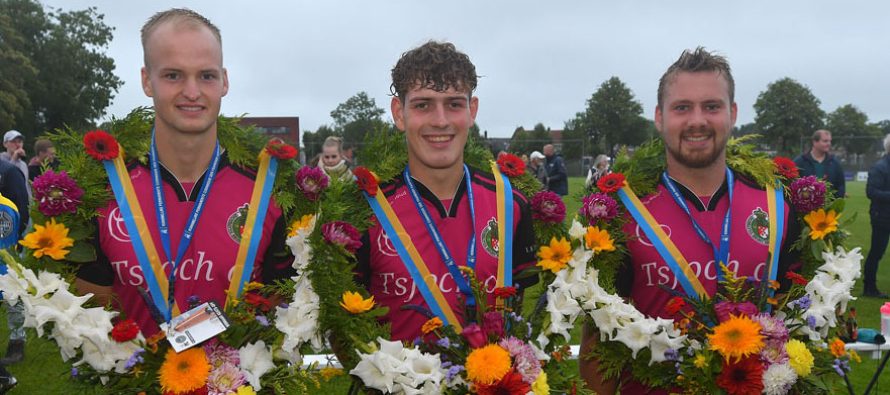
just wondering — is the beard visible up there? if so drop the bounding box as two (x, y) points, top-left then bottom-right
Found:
(665, 126), (728, 169)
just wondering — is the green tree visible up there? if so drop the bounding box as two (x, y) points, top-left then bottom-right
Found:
(301, 125), (337, 164)
(2, 0), (122, 137)
(569, 77), (648, 158)
(826, 104), (880, 155)
(0, 12), (37, 130)
(874, 120), (890, 138)
(330, 91), (387, 150)
(509, 123), (550, 156)
(753, 78), (825, 156)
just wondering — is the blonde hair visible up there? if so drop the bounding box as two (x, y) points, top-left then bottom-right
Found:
(141, 8), (221, 67)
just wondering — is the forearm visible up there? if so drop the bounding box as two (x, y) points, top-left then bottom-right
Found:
(580, 323), (619, 395)
(74, 277), (114, 306)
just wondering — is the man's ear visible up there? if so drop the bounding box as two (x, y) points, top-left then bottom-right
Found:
(391, 97), (406, 132)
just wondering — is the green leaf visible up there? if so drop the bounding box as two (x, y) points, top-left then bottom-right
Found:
(65, 241), (97, 263)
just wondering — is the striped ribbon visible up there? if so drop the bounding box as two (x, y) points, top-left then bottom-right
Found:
(765, 180), (785, 302)
(490, 161), (514, 291)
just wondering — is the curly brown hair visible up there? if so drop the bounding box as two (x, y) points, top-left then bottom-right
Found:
(657, 46), (734, 109)
(390, 41), (478, 99)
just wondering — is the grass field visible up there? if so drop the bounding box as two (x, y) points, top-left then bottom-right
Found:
(2, 179), (888, 393)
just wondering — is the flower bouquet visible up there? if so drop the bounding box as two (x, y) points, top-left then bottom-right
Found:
(0, 109), (325, 394)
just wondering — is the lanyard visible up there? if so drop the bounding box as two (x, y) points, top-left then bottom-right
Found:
(403, 165), (477, 306)
(149, 130), (221, 317)
(661, 168), (733, 282)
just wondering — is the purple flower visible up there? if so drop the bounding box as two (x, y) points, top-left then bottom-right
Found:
(203, 339), (240, 367)
(498, 336), (542, 384)
(322, 221), (362, 253)
(124, 348), (145, 370)
(581, 193), (618, 223)
(187, 295), (202, 309)
(207, 362), (247, 394)
(833, 358), (850, 376)
(482, 311), (505, 339)
(71, 367), (78, 377)
(255, 315), (269, 326)
(295, 166), (329, 201)
(436, 337), (452, 348)
(752, 313), (789, 344)
(791, 295), (811, 310)
(446, 364), (465, 382)
(807, 315), (817, 330)
(531, 191), (566, 223)
(790, 176), (827, 213)
(664, 348), (679, 361)
(461, 323), (488, 348)
(714, 301), (759, 322)
(32, 170), (84, 216)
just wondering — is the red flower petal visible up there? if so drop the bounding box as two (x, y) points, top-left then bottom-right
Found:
(83, 130), (120, 161)
(110, 319), (140, 342)
(496, 154), (526, 177)
(773, 156), (799, 179)
(265, 138), (297, 160)
(597, 173), (626, 193)
(353, 166), (378, 196)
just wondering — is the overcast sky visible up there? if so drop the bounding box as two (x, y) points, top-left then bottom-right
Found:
(42, 1), (890, 139)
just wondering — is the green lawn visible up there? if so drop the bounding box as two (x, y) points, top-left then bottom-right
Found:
(2, 179), (888, 393)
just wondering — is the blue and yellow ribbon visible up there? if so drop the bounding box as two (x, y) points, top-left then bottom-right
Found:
(490, 161), (514, 291)
(765, 180), (785, 300)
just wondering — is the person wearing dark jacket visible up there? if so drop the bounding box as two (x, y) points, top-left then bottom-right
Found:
(0, 158), (29, 390)
(794, 129), (846, 198)
(862, 134), (890, 298)
(543, 144), (568, 195)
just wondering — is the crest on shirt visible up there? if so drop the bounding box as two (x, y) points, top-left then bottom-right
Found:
(377, 231), (398, 257)
(0, 211), (14, 241)
(480, 217), (500, 257)
(745, 207), (770, 245)
(226, 203), (250, 243)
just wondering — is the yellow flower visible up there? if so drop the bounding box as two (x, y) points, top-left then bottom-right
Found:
(236, 386), (257, 395)
(849, 350), (861, 363)
(693, 353), (707, 369)
(422, 317), (443, 334)
(465, 344), (512, 385)
(532, 371), (550, 395)
(158, 347), (211, 394)
(288, 214), (315, 237)
(584, 226), (616, 253)
(242, 282), (263, 292)
(319, 367), (344, 381)
(20, 219), (74, 260)
(829, 337), (846, 358)
(786, 339), (814, 377)
(340, 291), (374, 314)
(804, 209), (839, 240)
(536, 237), (572, 273)
(707, 315), (764, 362)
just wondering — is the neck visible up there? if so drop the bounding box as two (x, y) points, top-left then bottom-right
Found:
(155, 128), (218, 183)
(407, 161), (464, 200)
(665, 158), (727, 197)
(810, 149), (826, 161)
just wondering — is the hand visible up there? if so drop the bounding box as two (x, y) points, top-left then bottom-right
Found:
(13, 148), (25, 160)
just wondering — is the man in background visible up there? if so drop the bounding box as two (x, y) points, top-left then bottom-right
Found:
(862, 134), (890, 298)
(543, 143), (568, 195)
(28, 139), (58, 181)
(1, 131), (30, 199)
(794, 129), (846, 198)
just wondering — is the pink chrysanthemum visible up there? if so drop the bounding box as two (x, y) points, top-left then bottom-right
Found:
(752, 313), (789, 344)
(32, 170), (84, 217)
(531, 191), (566, 223)
(322, 221), (362, 253)
(203, 339), (240, 368)
(580, 193), (618, 223)
(498, 337), (542, 384)
(790, 176), (826, 213)
(206, 362), (246, 395)
(295, 166), (329, 201)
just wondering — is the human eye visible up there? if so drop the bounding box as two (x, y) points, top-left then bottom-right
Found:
(673, 104), (689, 112)
(163, 71), (180, 81)
(449, 100), (467, 109)
(412, 101), (429, 110)
(704, 103), (722, 112)
(201, 72), (218, 81)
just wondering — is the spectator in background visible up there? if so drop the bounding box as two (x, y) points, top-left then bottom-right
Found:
(794, 129), (845, 198)
(28, 139), (59, 181)
(319, 136), (353, 182)
(1, 131), (30, 198)
(862, 134), (890, 298)
(543, 144), (568, 195)
(585, 154), (611, 190)
(529, 150), (548, 188)
(0, 157), (30, 371)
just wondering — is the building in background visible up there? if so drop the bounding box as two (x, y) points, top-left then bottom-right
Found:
(239, 116), (300, 148)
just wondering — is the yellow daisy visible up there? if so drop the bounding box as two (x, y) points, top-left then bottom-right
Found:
(158, 347), (211, 394)
(584, 226), (616, 253)
(693, 353), (708, 369)
(340, 291), (375, 314)
(288, 214), (315, 237)
(804, 209), (839, 240)
(707, 314), (764, 362)
(465, 344), (512, 385)
(20, 218), (74, 260)
(537, 237), (572, 273)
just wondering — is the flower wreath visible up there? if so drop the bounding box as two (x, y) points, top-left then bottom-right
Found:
(0, 108), (324, 394)
(285, 128), (591, 393)
(541, 135), (861, 394)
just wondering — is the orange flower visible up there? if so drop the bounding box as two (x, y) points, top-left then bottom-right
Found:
(422, 317), (443, 334)
(830, 338), (846, 358)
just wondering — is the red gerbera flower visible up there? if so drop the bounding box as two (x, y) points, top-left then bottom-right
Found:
(493, 286), (517, 299)
(83, 130), (120, 161)
(110, 318), (140, 342)
(665, 296), (686, 316)
(353, 166), (378, 196)
(265, 138), (297, 160)
(596, 173), (626, 193)
(243, 293), (274, 312)
(716, 356), (764, 395)
(476, 370), (531, 395)
(496, 153), (526, 177)
(785, 271), (808, 286)
(773, 156), (799, 179)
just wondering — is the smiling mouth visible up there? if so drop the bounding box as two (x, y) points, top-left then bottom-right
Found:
(425, 135), (453, 143)
(177, 105), (205, 112)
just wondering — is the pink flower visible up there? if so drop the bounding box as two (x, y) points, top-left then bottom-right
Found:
(295, 166), (329, 201)
(482, 311), (505, 340)
(461, 323), (488, 348)
(203, 338), (240, 367)
(531, 191), (565, 223)
(713, 301), (759, 322)
(790, 176), (826, 213)
(498, 337), (542, 384)
(322, 221), (362, 253)
(32, 170), (84, 217)
(580, 192), (618, 223)
(206, 362), (246, 395)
